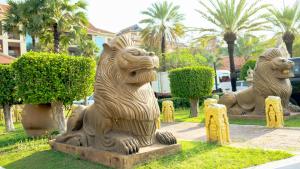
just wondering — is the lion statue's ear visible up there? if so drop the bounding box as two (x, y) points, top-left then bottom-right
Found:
(103, 43), (112, 53)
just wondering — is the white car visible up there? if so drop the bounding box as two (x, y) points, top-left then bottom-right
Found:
(217, 81), (249, 92)
(73, 95), (94, 105)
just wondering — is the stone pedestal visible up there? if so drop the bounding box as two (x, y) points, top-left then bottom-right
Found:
(205, 103), (230, 145)
(49, 140), (181, 169)
(162, 100), (175, 122)
(265, 96), (284, 128)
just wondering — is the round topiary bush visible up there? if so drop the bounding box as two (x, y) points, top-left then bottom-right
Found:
(169, 66), (214, 117)
(240, 60), (256, 80)
(12, 52), (96, 132)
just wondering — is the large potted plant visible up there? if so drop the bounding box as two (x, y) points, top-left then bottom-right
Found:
(13, 52), (95, 136)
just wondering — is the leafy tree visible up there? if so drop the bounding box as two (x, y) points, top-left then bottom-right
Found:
(197, 0), (269, 91)
(0, 65), (16, 132)
(267, 1), (300, 57)
(293, 36), (300, 57)
(140, 1), (185, 71)
(169, 66), (214, 117)
(240, 60), (256, 80)
(165, 48), (207, 70)
(12, 52), (95, 132)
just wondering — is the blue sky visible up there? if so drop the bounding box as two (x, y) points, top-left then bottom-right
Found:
(0, 0), (297, 35)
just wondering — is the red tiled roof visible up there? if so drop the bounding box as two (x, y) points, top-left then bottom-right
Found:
(219, 57), (246, 70)
(0, 4), (9, 19)
(0, 53), (15, 64)
(88, 23), (115, 35)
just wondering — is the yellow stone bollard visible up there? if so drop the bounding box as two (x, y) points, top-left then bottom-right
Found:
(265, 96), (284, 128)
(162, 100), (175, 122)
(156, 118), (161, 129)
(205, 103), (230, 145)
(204, 98), (218, 112)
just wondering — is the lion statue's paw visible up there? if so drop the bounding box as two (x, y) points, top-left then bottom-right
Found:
(115, 137), (140, 155)
(156, 131), (177, 145)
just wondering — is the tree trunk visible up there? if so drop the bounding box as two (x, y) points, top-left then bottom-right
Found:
(283, 32), (295, 58)
(53, 23), (60, 53)
(32, 35), (36, 51)
(189, 98), (199, 117)
(161, 31), (166, 71)
(84, 97), (87, 106)
(227, 40), (237, 91)
(213, 62), (218, 91)
(284, 41), (293, 58)
(3, 104), (15, 132)
(51, 101), (65, 133)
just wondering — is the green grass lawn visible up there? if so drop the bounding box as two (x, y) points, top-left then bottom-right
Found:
(168, 107), (300, 127)
(0, 123), (293, 169)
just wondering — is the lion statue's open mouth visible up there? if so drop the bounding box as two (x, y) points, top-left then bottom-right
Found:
(219, 48), (294, 115)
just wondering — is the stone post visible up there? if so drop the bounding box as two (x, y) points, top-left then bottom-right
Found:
(265, 96), (284, 128)
(205, 103), (230, 145)
(162, 100), (175, 122)
(204, 98), (218, 113)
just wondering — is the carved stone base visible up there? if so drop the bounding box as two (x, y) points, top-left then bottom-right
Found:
(49, 140), (181, 169)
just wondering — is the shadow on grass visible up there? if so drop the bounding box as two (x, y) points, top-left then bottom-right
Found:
(4, 150), (110, 169)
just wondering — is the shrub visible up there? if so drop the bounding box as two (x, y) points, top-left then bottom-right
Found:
(240, 60), (256, 80)
(13, 52), (96, 105)
(12, 52), (96, 132)
(0, 65), (16, 131)
(169, 66), (214, 117)
(165, 48), (207, 70)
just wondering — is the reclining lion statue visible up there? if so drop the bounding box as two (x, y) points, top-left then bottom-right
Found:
(219, 48), (294, 115)
(56, 35), (176, 154)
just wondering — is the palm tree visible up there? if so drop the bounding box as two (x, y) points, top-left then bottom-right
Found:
(267, 1), (300, 57)
(3, 0), (45, 50)
(41, 0), (88, 53)
(196, 0), (269, 91)
(140, 1), (185, 71)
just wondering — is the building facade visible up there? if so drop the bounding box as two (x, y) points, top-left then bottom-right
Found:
(0, 4), (26, 58)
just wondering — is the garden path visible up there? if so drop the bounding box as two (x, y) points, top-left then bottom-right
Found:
(160, 122), (300, 154)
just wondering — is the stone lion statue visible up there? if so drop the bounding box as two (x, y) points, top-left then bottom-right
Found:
(55, 35), (176, 154)
(219, 48), (294, 115)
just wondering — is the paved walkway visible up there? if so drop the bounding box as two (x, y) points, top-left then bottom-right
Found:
(160, 122), (300, 169)
(160, 122), (300, 154)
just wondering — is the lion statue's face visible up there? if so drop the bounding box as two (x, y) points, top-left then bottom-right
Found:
(116, 47), (159, 86)
(269, 56), (294, 79)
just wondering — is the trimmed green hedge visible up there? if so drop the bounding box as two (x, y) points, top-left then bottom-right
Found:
(169, 66), (214, 99)
(0, 65), (15, 105)
(12, 52), (96, 105)
(240, 60), (256, 80)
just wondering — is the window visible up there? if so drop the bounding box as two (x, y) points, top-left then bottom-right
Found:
(8, 42), (21, 57)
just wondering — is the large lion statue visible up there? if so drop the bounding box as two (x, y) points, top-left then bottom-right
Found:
(55, 35), (176, 154)
(219, 48), (294, 115)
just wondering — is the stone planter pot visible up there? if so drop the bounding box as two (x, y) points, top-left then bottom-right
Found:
(21, 104), (56, 137)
